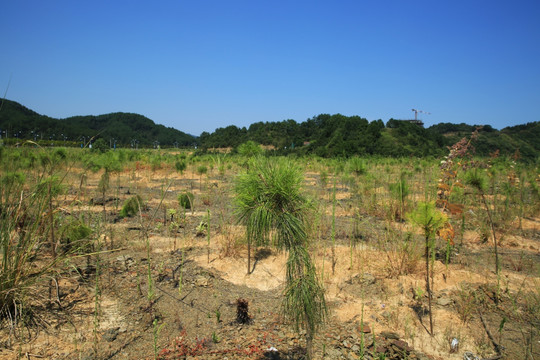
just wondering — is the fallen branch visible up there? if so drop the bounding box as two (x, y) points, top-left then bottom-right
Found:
(478, 310), (503, 356)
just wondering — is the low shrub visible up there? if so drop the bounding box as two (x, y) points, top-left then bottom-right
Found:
(119, 195), (144, 218)
(59, 215), (93, 253)
(178, 192), (194, 210)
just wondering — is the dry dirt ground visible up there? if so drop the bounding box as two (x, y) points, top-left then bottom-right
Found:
(1, 166), (539, 360)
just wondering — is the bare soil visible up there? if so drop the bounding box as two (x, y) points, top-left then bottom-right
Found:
(1, 166), (538, 360)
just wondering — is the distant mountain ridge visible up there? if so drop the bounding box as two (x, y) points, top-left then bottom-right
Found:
(0, 99), (538, 160)
(0, 99), (197, 147)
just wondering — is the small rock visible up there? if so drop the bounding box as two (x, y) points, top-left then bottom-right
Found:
(363, 337), (374, 348)
(194, 275), (208, 287)
(80, 351), (95, 360)
(361, 273), (376, 285)
(412, 352), (432, 360)
(391, 339), (411, 352)
(102, 327), (119, 342)
(326, 348), (341, 358)
(348, 272), (376, 286)
(436, 297), (453, 306)
(357, 323), (371, 333)
(380, 331), (399, 340)
(116, 255), (132, 262)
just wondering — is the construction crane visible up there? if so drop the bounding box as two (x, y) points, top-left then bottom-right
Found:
(411, 108), (430, 120)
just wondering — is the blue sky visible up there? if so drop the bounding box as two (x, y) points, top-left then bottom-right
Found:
(1, 1), (539, 135)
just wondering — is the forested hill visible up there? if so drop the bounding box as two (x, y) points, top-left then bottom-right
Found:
(200, 115), (540, 160)
(0, 99), (196, 147)
(1, 99), (538, 159)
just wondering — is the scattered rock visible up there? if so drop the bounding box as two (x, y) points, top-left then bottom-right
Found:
(116, 254), (132, 262)
(357, 323), (371, 333)
(116, 255), (135, 268)
(348, 272), (376, 286)
(194, 275), (208, 287)
(436, 296), (453, 306)
(391, 339), (411, 352)
(326, 348), (342, 358)
(380, 331), (399, 340)
(80, 351), (96, 360)
(102, 327), (120, 342)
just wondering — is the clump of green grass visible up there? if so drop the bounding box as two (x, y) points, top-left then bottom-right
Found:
(0, 150), (70, 334)
(119, 195), (144, 218)
(178, 191), (194, 210)
(59, 215), (93, 253)
(348, 156), (367, 176)
(175, 160), (187, 174)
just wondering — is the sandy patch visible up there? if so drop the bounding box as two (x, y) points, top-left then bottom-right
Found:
(193, 251), (287, 291)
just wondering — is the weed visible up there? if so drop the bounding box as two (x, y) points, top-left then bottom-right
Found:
(207, 210), (211, 263)
(178, 191), (194, 211)
(174, 159), (186, 174)
(153, 318), (165, 360)
(455, 283), (477, 324)
(408, 201), (447, 336)
(381, 229), (421, 277)
(119, 194), (144, 218)
(58, 215), (93, 253)
(196, 220), (207, 237)
(348, 156), (367, 176)
(466, 167), (501, 302)
(215, 307), (221, 323)
(0, 148), (70, 341)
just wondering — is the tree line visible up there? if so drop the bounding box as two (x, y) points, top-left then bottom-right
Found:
(1, 99), (538, 160)
(201, 114), (540, 161)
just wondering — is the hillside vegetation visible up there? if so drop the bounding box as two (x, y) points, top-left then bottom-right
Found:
(1, 99), (539, 160)
(0, 99), (196, 147)
(201, 115), (540, 160)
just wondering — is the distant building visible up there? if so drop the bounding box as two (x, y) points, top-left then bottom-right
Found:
(405, 119), (424, 127)
(387, 119), (424, 128)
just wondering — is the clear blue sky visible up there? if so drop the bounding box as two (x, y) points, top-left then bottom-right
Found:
(2, 1), (539, 135)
